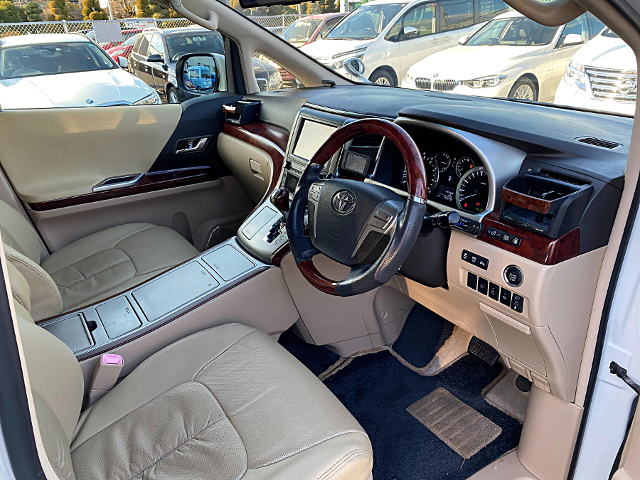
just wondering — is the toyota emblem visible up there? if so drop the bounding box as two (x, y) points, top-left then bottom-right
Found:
(616, 78), (636, 95)
(332, 190), (356, 214)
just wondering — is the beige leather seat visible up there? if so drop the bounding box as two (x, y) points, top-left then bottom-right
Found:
(0, 200), (198, 318)
(10, 260), (374, 480)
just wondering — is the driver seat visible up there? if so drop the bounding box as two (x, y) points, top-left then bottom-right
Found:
(9, 260), (373, 480)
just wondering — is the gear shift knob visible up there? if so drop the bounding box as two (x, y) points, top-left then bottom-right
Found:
(272, 187), (289, 213)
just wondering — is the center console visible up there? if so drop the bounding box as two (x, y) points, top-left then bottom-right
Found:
(40, 237), (268, 360)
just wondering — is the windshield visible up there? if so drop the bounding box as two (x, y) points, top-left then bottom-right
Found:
(165, 32), (224, 61)
(281, 19), (322, 42)
(326, 3), (406, 40)
(466, 16), (558, 46)
(0, 42), (115, 79)
(122, 34), (139, 47)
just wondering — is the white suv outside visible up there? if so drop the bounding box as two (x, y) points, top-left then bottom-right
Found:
(555, 28), (636, 116)
(401, 11), (604, 102)
(300, 0), (507, 86)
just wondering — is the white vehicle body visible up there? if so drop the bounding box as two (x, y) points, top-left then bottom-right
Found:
(0, 34), (159, 109)
(300, 0), (501, 86)
(555, 28), (636, 116)
(401, 10), (603, 102)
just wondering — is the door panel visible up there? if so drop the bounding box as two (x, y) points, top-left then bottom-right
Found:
(0, 105), (182, 203)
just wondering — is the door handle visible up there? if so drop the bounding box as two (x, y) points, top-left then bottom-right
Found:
(174, 137), (209, 155)
(93, 173), (144, 192)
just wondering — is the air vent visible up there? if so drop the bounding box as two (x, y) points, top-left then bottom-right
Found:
(538, 169), (588, 187)
(576, 136), (622, 149)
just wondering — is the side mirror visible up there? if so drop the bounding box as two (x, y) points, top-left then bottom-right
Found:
(402, 26), (418, 40)
(117, 56), (128, 69)
(176, 53), (219, 98)
(560, 33), (583, 47)
(146, 53), (163, 62)
(458, 34), (469, 44)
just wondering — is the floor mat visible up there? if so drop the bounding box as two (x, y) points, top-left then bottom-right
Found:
(407, 388), (502, 459)
(278, 329), (340, 376)
(483, 370), (530, 423)
(391, 303), (455, 369)
(323, 351), (522, 480)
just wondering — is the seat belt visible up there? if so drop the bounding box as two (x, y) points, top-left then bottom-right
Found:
(88, 354), (123, 405)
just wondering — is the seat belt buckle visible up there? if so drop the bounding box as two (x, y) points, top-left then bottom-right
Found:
(88, 354), (123, 405)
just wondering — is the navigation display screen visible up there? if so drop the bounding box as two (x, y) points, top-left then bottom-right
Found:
(342, 151), (371, 176)
(292, 120), (337, 161)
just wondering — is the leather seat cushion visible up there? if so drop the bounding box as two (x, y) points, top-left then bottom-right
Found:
(70, 324), (373, 480)
(41, 223), (198, 311)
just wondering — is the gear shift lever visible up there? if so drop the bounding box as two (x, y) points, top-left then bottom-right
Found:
(271, 187), (289, 213)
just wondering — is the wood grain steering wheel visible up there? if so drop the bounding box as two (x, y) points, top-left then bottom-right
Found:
(286, 118), (427, 296)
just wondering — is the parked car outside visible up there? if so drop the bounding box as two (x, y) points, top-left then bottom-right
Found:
(128, 26), (282, 103)
(300, 0), (506, 86)
(0, 33), (160, 109)
(280, 13), (347, 47)
(555, 27), (636, 116)
(105, 33), (140, 62)
(401, 11), (604, 102)
(101, 29), (143, 51)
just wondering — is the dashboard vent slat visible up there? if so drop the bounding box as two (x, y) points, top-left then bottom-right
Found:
(576, 136), (622, 149)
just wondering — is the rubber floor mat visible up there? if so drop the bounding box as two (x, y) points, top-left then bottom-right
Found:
(407, 387), (502, 459)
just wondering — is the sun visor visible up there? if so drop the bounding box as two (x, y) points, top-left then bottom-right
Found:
(169, 0), (219, 30)
(503, 0), (584, 26)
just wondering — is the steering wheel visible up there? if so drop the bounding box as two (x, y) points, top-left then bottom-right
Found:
(286, 118), (427, 297)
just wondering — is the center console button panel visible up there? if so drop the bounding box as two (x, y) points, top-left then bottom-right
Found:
(466, 270), (526, 315)
(461, 249), (489, 270)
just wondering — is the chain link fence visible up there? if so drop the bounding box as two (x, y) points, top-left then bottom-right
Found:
(0, 14), (303, 40)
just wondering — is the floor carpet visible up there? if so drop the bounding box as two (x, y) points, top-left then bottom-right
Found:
(279, 308), (523, 480)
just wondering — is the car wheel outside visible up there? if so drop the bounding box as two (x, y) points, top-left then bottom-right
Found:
(369, 70), (395, 86)
(167, 87), (179, 104)
(508, 77), (537, 101)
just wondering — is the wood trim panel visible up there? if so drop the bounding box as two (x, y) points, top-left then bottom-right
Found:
(29, 167), (216, 211)
(480, 211), (580, 265)
(298, 259), (338, 295)
(502, 187), (552, 214)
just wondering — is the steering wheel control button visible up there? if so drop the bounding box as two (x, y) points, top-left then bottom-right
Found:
(488, 282), (500, 301)
(467, 272), (478, 290)
(461, 250), (488, 270)
(477, 277), (488, 295)
(504, 265), (524, 287)
(511, 294), (524, 313)
(374, 208), (392, 222)
(500, 288), (512, 306)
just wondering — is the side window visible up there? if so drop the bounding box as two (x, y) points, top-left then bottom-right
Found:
(478, 0), (508, 22)
(137, 34), (150, 57)
(318, 17), (341, 39)
(132, 35), (144, 54)
(253, 52), (302, 90)
(384, 19), (403, 42)
(587, 13), (605, 39)
(440, 1), (475, 32)
(559, 14), (589, 45)
(148, 35), (165, 58)
(402, 3), (436, 39)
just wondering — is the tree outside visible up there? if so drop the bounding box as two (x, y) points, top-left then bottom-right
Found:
(47, 0), (69, 20)
(0, 0), (23, 23)
(22, 2), (43, 22)
(82, 0), (107, 20)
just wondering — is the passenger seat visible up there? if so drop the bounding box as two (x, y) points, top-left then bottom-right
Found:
(0, 200), (198, 318)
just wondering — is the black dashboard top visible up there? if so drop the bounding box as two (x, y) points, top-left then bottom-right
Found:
(251, 85), (632, 190)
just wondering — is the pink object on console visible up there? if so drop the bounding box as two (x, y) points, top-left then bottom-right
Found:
(102, 354), (123, 365)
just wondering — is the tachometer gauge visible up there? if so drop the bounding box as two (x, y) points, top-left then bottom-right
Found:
(435, 151), (452, 172)
(455, 157), (476, 178)
(424, 155), (439, 193)
(456, 167), (489, 214)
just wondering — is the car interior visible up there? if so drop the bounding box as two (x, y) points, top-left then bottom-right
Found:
(1, 0), (640, 479)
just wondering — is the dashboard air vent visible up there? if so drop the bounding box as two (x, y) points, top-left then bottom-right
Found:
(350, 135), (384, 149)
(576, 136), (622, 149)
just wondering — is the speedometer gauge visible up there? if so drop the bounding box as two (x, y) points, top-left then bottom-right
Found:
(456, 167), (489, 214)
(435, 151), (452, 172)
(424, 155), (439, 193)
(455, 157), (476, 178)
